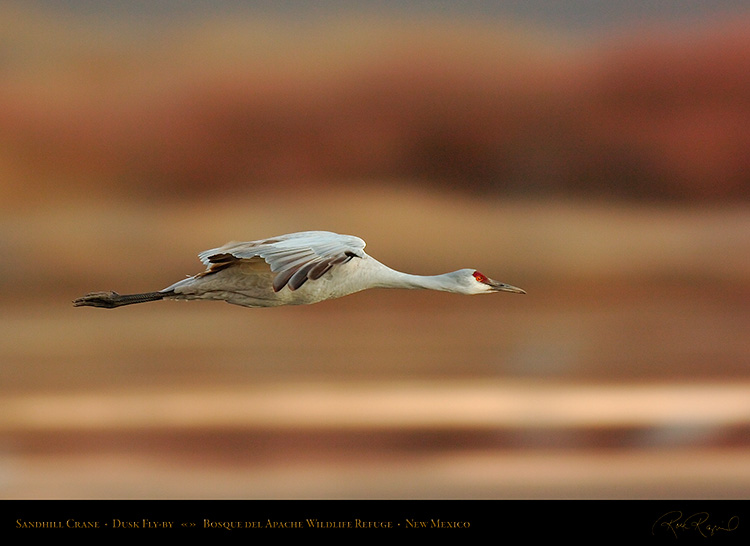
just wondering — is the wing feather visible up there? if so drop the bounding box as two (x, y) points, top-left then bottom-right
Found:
(197, 231), (366, 292)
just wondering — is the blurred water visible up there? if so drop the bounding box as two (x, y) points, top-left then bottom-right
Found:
(1, 193), (748, 498)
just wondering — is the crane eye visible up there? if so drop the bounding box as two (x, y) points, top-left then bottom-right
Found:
(473, 271), (488, 283)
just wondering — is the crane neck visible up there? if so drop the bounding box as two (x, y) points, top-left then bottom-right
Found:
(370, 263), (460, 292)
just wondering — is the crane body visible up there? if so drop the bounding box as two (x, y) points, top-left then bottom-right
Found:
(73, 231), (525, 309)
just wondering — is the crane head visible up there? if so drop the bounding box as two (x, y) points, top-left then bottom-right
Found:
(468, 270), (526, 295)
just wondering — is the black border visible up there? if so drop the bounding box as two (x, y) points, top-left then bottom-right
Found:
(5, 500), (749, 541)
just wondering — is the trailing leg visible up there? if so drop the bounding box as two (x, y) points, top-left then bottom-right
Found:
(73, 290), (173, 309)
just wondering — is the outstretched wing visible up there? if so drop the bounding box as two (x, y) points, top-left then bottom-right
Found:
(197, 231), (366, 292)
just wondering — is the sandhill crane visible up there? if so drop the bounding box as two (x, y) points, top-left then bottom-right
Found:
(73, 230), (525, 309)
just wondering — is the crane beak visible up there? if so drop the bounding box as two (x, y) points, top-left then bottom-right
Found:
(489, 280), (526, 294)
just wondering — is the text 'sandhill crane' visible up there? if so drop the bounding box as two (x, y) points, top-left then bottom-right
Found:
(73, 231), (525, 309)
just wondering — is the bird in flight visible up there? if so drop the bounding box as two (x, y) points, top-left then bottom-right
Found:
(73, 230), (525, 309)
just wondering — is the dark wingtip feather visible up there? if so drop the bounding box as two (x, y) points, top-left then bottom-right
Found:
(272, 269), (295, 292)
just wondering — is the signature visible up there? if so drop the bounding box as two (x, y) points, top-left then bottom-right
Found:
(652, 511), (739, 538)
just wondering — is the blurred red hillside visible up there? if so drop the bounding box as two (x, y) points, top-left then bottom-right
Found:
(0, 7), (748, 202)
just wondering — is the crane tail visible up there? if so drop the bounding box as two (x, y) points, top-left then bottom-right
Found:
(73, 290), (174, 309)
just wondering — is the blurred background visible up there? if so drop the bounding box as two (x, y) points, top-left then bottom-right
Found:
(0, 0), (748, 499)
